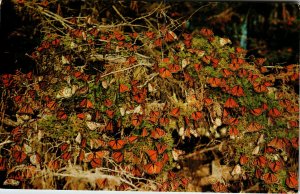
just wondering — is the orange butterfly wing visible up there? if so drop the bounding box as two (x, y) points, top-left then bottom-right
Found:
(112, 152), (124, 163)
(151, 128), (166, 139)
(269, 161), (282, 172)
(268, 108), (281, 118)
(262, 173), (278, 184)
(0, 157), (7, 171)
(91, 158), (102, 168)
(231, 85), (244, 97)
(108, 139), (126, 150)
(250, 108), (263, 116)
(61, 151), (72, 161)
(13, 151), (27, 163)
(191, 111), (202, 121)
(159, 117), (170, 126)
(132, 114), (143, 127)
(170, 107), (180, 117)
(156, 143), (168, 154)
(105, 121), (114, 132)
(143, 161), (164, 175)
(159, 68), (172, 78)
(146, 150), (158, 162)
(286, 172), (298, 189)
(119, 84), (130, 93)
(224, 98), (239, 108)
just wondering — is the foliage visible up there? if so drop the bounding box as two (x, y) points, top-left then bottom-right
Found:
(0, 0), (298, 192)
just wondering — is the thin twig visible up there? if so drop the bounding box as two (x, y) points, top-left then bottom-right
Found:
(181, 144), (221, 160)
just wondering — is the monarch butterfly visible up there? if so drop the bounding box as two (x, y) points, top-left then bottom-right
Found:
(13, 151), (27, 163)
(91, 158), (102, 168)
(269, 161), (282, 172)
(77, 149), (85, 162)
(146, 150), (158, 162)
(261, 103), (268, 111)
(262, 173), (278, 184)
(222, 69), (233, 77)
(286, 105), (299, 113)
(108, 139), (126, 150)
(61, 151), (72, 161)
(18, 104), (34, 115)
(57, 110), (68, 120)
(267, 137), (284, 150)
(238, 69), (248, 78)
(143, 161), (164, 175)
(156, 143), (168, 154)
(165, 30), (177, 42)
(255, 168), (263, 179)
(132, 114), (143, 127)
(131, 166), (141, 177)
(60, 143), (69, 153)
(250, 108), (263, 116)
(126, 135), (138, 143)
(159, 117), (170, 126)
(212, 182), (228, 192)
(170, 107), (180, 118)
(253, 82), (267, 93)
(103, 99), (113, 108)
(133, 91), (146, 104)
(168, 64), (181, 73)
(14, 95), (23, 104)
(145, 31), (155, 39)
(248, 74), (259, 83)
(231, 85), (245, 97)
(0, 157), (7, 171)
(48, 159), (60, 170)
(159, 68), (172, 78)
(96, 178), (108, 189)
(114, 31), (125, 41)
(191, 111), (202, 121)
(193, 63), (202, 72)
(225, 117), (239, 126)
(286, 172), (298, 189)
(268, 108), (281, 118)
(154, 38), (162, 47)
(246, 122), (264, 132)
(229, 63), (240, 71)
(182, 33), (192, 41)
(207, 77), (221, 87)
(105, 120), (114, 132)
(290, 137), (299, 149)
(223, 108), (229, 118)
(162, 153), (169, 164)
(148, 111), (160, 123)
(77, 113), (86, 120)
(112, 152), (123, 163)
(199, 28), (214, 37)
(239, 155), (249, 165)
(203, 98), (213, 106)
(253, 156), (267, 167)
(211, 58), (219, 68)
(202, 55), (211, 64)
(224, 97), (239, 108)
(183, 40), (191, 48)
(46, 101), (57, 111)
(80, 99), (94, 109)
(119, 84), (130, 93)
(229, 127), (239, 137)
(105, 110), (115, 119)
(151, 128), (166, 139)
(141, 128), (149, 137)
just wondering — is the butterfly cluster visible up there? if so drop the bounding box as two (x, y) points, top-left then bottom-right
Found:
(0, 8), (298, 191)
